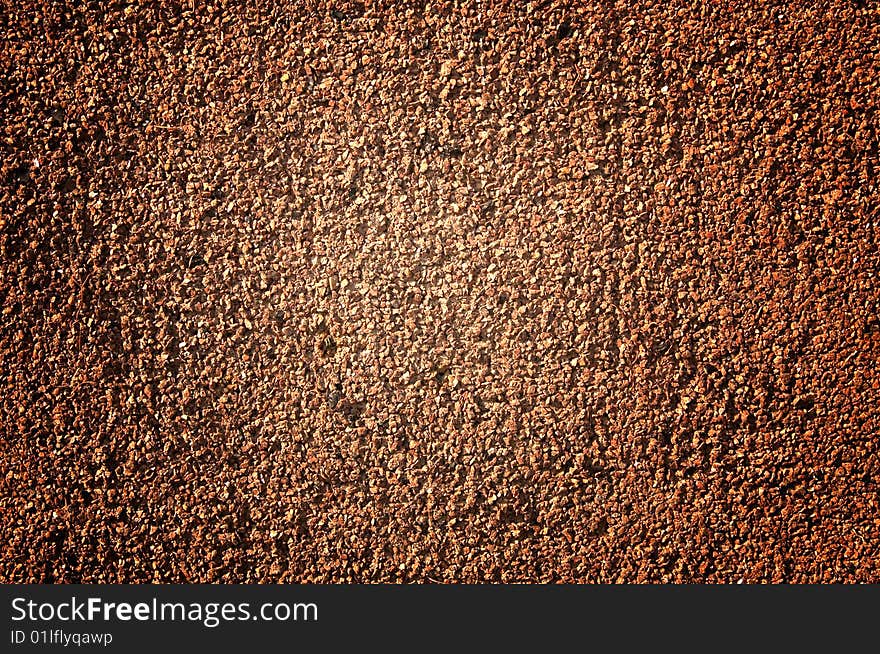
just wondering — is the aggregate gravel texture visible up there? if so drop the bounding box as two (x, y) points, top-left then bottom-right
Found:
(2, 0), (880, 583)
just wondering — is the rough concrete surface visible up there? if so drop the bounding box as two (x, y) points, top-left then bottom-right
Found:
(2, 1), (879, 582)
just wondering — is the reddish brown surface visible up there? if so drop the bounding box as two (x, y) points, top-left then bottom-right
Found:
(2, 1), (879, 582)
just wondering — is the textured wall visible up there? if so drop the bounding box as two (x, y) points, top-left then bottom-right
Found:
(1, 0), (878, 582)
